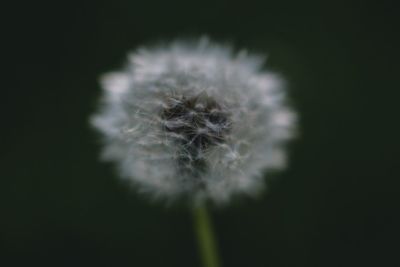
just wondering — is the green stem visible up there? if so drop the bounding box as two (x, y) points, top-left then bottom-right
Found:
(193, 204), (221, 267)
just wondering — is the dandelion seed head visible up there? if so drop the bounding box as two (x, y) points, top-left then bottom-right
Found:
(91, 38), (297, 204)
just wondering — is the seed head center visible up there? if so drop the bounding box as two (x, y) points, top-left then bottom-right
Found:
(160, 92), (231, 171)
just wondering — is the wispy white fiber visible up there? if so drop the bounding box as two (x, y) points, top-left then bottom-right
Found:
(91, 38), (296, 204)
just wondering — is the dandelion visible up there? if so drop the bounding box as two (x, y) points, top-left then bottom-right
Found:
(91, 38), (296, 267)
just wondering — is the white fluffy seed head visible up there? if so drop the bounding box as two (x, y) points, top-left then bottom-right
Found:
(91, 38), (297, 205)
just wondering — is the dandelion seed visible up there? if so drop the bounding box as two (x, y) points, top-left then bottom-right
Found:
(91, 38), (296, 204)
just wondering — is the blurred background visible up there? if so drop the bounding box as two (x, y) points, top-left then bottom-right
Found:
(3, 0), (399, 266)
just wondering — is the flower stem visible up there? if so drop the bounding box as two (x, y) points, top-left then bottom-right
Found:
(193, 204), (221, 267)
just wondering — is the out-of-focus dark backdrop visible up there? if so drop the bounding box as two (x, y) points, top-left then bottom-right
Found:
(3, 0), (399, 266)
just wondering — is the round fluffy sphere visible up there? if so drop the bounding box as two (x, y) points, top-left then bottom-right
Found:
(91, 38), (296, 204)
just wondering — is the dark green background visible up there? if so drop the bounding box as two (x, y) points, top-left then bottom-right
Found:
(3, 0), (399, 266)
